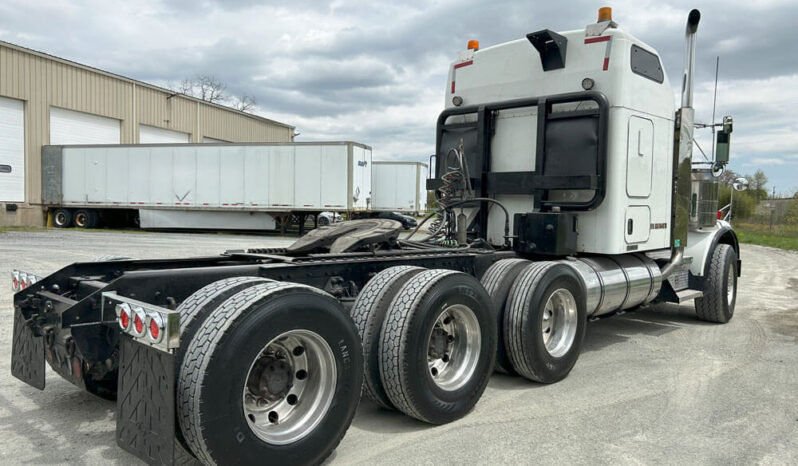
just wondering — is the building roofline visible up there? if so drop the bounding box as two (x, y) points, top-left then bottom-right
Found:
(0, 39), (295, 131)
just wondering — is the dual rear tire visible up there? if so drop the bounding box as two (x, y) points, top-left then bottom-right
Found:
(352, 267), (497, 424)
(175, 279), (363, 466)
(482, 259), (587, 383)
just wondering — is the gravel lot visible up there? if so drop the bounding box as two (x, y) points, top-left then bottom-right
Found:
(1, 229), (797, 465)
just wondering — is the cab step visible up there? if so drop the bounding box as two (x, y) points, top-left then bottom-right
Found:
(675, 289), (703, 303)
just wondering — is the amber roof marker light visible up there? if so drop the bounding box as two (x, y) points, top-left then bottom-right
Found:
(467, 40), (479, 51)
(598, 7), (612, 22)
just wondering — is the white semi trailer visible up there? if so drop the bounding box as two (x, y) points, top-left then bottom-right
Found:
(41, 141), (372, 232)
(13, 8), (740, 466)
(371, 161), (428, 215)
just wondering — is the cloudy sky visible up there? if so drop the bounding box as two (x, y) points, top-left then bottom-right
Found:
(2, 0), (797, 194)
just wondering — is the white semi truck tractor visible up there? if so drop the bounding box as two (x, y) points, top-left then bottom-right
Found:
(11, 8), (738, 465)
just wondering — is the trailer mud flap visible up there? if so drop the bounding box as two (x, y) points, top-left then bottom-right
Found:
(11, 307), (45, 390)
(116, 335), (176, 465)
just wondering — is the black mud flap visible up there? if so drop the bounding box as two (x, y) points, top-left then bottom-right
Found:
(11, 307), (45, 390)
(116, 335), (176, 465)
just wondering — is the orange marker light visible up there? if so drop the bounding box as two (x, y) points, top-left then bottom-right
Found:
(598, 7), (612, 22)
(467, 40), (479, 51)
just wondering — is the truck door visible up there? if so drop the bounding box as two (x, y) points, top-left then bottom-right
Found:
(626, 116), (654, 198)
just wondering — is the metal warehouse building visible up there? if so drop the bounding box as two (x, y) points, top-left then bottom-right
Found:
(0, 40), (295, 227)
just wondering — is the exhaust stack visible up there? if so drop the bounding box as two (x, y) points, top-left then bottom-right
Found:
(666, 9), (701, 276)
(681, 9), (701, 108)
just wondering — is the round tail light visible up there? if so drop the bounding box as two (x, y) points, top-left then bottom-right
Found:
(131, 307), (147, 337)
(147, 312), (165, 344)
(116, 303), (132, 331)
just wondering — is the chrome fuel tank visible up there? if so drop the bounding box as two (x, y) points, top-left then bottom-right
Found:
(562, 254), (662, 317)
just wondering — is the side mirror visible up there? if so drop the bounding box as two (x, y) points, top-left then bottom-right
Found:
(732, 177), (748, 192)
(715, 115), (733, 163)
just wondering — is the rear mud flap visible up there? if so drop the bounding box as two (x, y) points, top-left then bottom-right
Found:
(11, 307), (45, 390)
(116, 335), (176, 465)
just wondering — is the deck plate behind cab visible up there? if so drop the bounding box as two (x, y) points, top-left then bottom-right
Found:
(287, 219), (403, 254)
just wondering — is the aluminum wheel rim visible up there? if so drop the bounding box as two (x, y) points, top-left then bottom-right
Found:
(75, 213), (87, 227)
(55, 212), (67, 226)
(242, 329), (336, 445)
(542, 289), (578, 358)
(426, 304), (481, 391)
(727, 266), (735, 306)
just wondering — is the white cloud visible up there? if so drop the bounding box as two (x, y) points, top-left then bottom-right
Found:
(1, 0), (796, 191)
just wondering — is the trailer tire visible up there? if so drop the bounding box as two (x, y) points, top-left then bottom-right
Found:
(480, 258), (531, 374)
(74, 209), (98, 228)
(379, 269), (496, 424)
(695, 244), (737, 323)
(178, 282), (362, 466)
(53, 208), (72, 228)
(351, 265), (425, 410)
(505, 262), (586, 383)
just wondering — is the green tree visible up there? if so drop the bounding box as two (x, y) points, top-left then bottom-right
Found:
(744, 169), (769, 201)
(426, 190), (439, 213)
(785, 198), (798, 225)
(719, 185), (756, 221)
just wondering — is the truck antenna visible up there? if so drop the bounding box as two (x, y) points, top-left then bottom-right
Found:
(711, 56), (719, 161)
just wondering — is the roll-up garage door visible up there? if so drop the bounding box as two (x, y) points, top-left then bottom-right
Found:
(0, 96), (25, 202)
(50, 107), (121, 145)
(139, 125), (190, 143)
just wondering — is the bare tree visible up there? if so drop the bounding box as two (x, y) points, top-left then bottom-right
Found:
(234, 95), (257, 112)
(174, 76), (256, 112)
(176, 75), (227, 103)
(195, 75), (227, 103)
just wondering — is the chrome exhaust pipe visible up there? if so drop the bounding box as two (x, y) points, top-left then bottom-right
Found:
(671, 9), (701, 259)
(681, 9), (701, 108)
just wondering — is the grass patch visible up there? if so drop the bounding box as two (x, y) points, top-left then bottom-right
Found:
(735, 225), (798, 251)
(0, 226), (47, 234)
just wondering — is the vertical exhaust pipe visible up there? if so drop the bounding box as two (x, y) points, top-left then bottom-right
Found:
(665, 9), (701, 279)
(681, 9), (701, 109)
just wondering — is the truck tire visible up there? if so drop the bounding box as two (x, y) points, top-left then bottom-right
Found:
(175, 276), (274, 369)
(695, 244), (738, 323)
(379, 269), (496, 424)
(178, 282), (363, 466)
(53, 208), (72, 228)
(74, 209), (98, 228)
(173, 277), (274, 459)
(350, 265), (425, 410)
(505, 262), (586, 383)
(480, 258), (530, 374)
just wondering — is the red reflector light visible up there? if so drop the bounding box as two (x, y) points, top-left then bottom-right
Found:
(717, 210), (722, 220)
(149, 318), (160, 340)
(134, 313), (144, 334)
(116, 303), (132, 331)
(12, 278), (18, 289)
